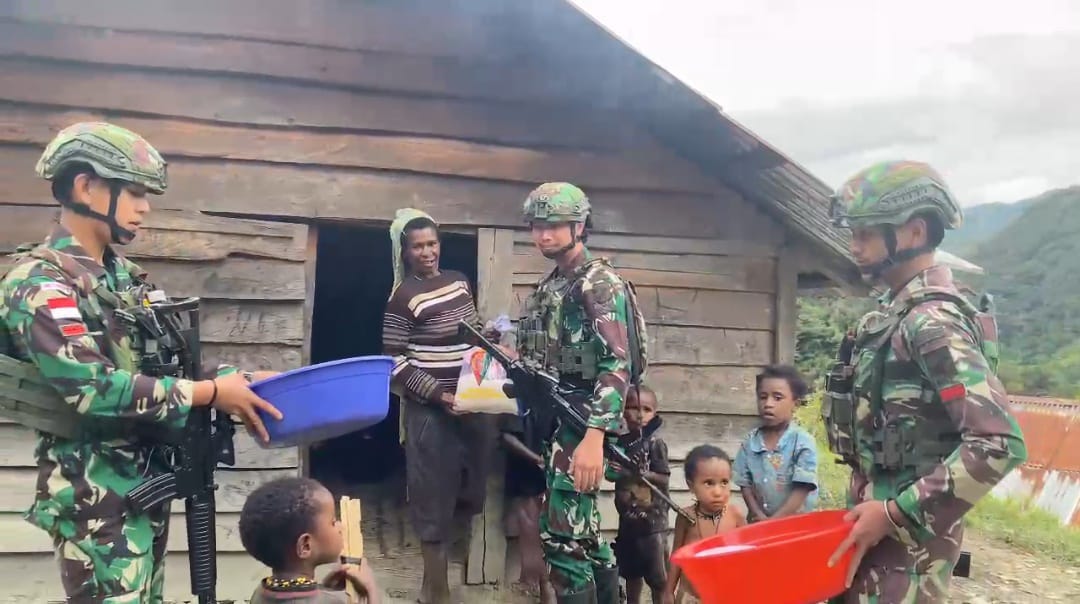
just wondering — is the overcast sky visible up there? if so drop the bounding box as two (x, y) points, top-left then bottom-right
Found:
(574, 0), (1080, 207)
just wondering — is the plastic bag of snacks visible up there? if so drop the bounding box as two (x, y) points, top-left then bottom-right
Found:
(453, 314), (518, 414)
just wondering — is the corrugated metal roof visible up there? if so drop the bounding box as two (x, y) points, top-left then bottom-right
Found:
(993, 398), (1080, 526)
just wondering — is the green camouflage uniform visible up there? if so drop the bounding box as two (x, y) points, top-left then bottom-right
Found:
(0, 122), (232, 603)
(517, 182), (647, 602)
(824, 161), (1028, 603)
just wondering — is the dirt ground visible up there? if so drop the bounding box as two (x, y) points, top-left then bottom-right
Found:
(364, 529), (1080, 604)
(947, 531), (1080, 604)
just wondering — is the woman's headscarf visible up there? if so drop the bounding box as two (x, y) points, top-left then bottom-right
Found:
(389, 208), (437, 299)
(388, 208), (437, 444)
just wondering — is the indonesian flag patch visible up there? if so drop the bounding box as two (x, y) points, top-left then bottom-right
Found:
(46, 297), (88, 337)
(47, 297), (82, 321)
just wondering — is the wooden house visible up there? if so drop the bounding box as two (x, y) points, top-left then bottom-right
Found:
(0, 0), (863, 600)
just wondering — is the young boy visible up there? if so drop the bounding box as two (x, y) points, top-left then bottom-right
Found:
(239, 477), (382, 603)
(612, 385), (671, 604)
(733, 364), (819, 523)
(500, 407), (556, 603)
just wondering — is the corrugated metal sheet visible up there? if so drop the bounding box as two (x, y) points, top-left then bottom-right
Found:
(991, 396), (1080, 526)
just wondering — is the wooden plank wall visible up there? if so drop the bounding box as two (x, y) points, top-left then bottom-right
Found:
(0, 0), (792, 597)
(0, 1), (758, 236)
(0, 210), (305, 601)
(509, 231), (781, 533)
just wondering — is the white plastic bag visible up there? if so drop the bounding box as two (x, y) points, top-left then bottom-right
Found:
(454, 347), (518, 415)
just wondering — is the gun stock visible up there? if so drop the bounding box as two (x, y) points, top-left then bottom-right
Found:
(459, 321), (695, 525)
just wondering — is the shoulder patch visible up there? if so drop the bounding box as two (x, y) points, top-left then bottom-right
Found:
(939, 383), (967, 403)
(39, 281), (74, 295)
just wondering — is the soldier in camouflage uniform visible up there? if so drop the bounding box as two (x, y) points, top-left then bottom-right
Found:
(0, 122), (282, 603)
(823, 160), (1028, 603)
(515, 182), (648, 604)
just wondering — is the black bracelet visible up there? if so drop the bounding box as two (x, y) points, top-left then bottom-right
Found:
(209, 379), (219, 406)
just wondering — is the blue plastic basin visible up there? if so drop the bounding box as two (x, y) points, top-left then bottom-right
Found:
(249, 356), (394, 449)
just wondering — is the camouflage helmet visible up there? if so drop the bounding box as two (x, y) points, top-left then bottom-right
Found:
(35, 122), (168, 194)
(523, 182), (591, 224)
(830, 160), (962, 230)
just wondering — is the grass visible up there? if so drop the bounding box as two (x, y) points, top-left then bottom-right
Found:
(966, 495), (1080, 567)
(795, 393), (1080, 566)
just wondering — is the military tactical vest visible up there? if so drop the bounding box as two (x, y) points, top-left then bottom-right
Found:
(823, 285), (999, 477)
(517, 257), (648, 386)
(0, 245), (179, 440)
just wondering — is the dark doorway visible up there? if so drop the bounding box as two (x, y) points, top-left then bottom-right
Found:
(307, 221), (478, 494)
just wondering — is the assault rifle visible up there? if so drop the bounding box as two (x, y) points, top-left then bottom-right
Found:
(124, 296), (236, 604)
(459, 321), (694, 524)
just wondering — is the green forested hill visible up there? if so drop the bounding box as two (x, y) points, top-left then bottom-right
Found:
(797, 186), (1080, 398)
(942, 199), (1035, 256)
(969, 186), (1080, 395)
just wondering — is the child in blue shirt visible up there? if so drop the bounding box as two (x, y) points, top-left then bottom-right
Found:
(733, 364), (819, 522)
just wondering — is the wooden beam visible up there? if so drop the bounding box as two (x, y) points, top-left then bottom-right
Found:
(467, 228), (513, 584)
(511, 232), (780, 258)
(0, 205), (305, 261)
(510, 285), (774, 330)
(775, 245), (798, 365)
(299, 225), (318, 480)
(632, 288), (774, 331)
(204, 343), (302, 372)
(200, 301), (304, 346)
(301, 225), (318, 367)
(0, 58), (621, 151)
(512, 247), (773, 277)
(0, 0), (500, 59)
(646, 366), (761, 415)
(137, 258), (306, 301)
(0, 104), (717, 193)
(513, 265), (776, 293)
(0, 147), (737, 239)
(0, 19), (567, 105)
(647, 327), (773, 367)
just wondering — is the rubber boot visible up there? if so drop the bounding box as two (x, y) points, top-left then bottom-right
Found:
(556, 581), (598, 604)
(593, 565), (621, 604)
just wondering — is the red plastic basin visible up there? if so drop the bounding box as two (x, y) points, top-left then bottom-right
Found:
(670, 509), (855, 604)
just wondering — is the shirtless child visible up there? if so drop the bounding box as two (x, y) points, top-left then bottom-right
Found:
(663, 445), (746, 604)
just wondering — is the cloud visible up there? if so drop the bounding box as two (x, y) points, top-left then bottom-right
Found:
(573, 0), (1080, 205)
(736, 32), (1080, 204)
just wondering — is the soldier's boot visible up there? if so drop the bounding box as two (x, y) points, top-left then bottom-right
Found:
(593, 564), (620, 604)
(556, 582), (597, 604)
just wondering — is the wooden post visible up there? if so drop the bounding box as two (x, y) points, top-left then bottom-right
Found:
(465, 228), (514, 584)
(299, 224), (318, 478)
(339, 495), (364, 599)
(775, 244), (798, 365)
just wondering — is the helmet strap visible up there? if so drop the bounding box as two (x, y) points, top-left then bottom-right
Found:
(62, 180), (136, 245)
(539, 221), (583, 259)
(862, 225), (934, 279)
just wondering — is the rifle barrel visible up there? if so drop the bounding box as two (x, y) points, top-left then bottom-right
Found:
(459, 321), (695, 524)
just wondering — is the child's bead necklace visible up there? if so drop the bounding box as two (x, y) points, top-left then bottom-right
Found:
(262, 575), (318, 592)
(695, 502), (726, 522)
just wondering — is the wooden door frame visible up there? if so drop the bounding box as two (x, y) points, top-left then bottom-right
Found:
(297, 222), (511, 581)
(464, 227), (515, 584)
(298, 222), (319, 479)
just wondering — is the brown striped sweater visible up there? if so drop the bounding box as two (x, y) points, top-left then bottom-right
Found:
(382, 270), (478, 403)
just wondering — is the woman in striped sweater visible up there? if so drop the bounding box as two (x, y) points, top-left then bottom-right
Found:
(382, 211), (493, 604)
